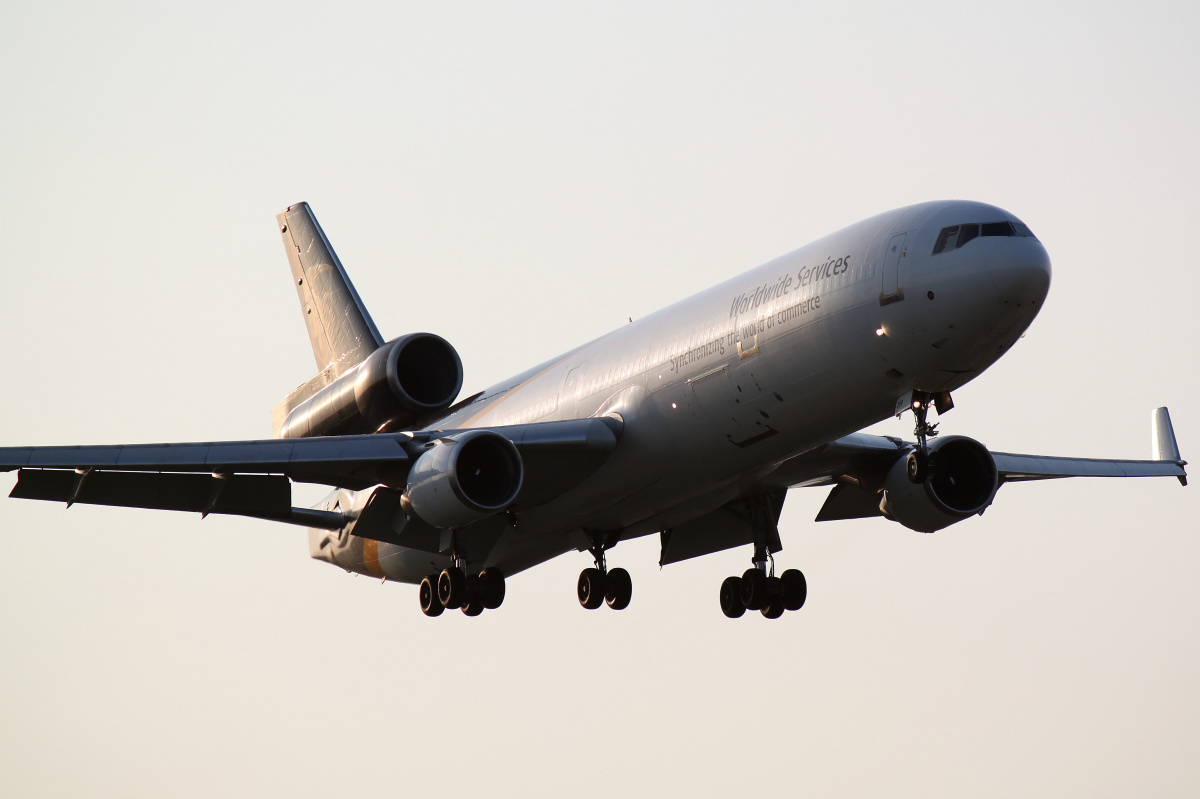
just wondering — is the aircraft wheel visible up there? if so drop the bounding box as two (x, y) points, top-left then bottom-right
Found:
(906, 450), (928, 484)
(605, 567), (632, 610)
(578, 568), (606, 609)
(761, 600), (784, 619)
(438, 566), (467, 608)
(461, 599), (484, 617)
(419, 574), (445, 617)
(741, 568), (768, 610)
(479, 567), (506, 610)
(720, 576), (746, 618)
(781, 569), (807, 611)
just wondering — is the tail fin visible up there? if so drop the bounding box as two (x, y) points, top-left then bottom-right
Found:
(278, 202), (384, 375)
(273, 202), (385, 436)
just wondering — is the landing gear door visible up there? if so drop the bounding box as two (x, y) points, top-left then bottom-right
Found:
(879, 232), (907, 306)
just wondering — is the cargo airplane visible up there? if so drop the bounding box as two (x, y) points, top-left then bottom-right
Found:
(0, 201), (1186, 618)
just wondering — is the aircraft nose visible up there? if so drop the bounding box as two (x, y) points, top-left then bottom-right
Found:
(990, 241), (1051, 307)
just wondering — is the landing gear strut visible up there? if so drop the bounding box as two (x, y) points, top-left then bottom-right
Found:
(578, 531), (632, 611)
(906, 390), (952, 484)
(719, 493), (805, 619)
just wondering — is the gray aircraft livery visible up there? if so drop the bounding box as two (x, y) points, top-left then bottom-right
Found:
(0, 201), (1187, 618)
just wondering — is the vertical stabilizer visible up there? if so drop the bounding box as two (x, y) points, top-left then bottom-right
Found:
(278, 202), (384, 376)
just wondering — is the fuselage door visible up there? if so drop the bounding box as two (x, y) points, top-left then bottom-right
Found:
(879, 232), (908, 305)
(562, 363), (587, 419)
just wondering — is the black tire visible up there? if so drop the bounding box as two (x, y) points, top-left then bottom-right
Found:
(741, 568), (768, 610)
(438, 566), (467, 608)
(605, 567), (632, 610)
(906, 450), (928, 484)
(578, 568), (606, 609)
(479, 567), (506, 610)
(761, 600), (784, 619)
(461, 599), (484, 617)
(781, 568), (807, 611)
(720, 576), (746, 618)
(419, 574), (444, 617)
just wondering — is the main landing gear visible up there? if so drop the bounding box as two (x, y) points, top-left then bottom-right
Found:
(419, 562), (506, 617)
(719, 543), (806, 619)
(718, 493), (804, 619)
(578, 532), (632, 611)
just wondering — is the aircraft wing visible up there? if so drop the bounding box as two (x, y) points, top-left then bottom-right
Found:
(0, 416), (622, 526)
(762, 407), (1186, 524)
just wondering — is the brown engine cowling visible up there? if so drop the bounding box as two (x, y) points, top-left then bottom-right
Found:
(879, 435), (999, 533)
(280, 333), (463, 438)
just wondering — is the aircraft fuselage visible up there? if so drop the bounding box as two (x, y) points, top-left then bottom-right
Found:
(311, 200), (1052, 581)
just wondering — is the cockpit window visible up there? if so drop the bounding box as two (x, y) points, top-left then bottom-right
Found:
(932, 226), (959, 255)
(932, 219), (1038, 255)
(957, 223), (979, 248)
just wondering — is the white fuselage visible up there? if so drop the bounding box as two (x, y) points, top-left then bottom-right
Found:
(312, 200), (1052, 580)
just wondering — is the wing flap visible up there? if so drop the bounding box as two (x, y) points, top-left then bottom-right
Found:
(11, 469), (294, 518)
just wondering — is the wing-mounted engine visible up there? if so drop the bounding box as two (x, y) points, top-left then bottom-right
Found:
(404, 430), (525, 529)
(880, 435), (999, 532)
(280, 333), (464, 438)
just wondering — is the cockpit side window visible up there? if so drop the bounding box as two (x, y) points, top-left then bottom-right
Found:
(1012, 221), (1037, 239)
(957, 223), (979, 248)
(932, 226), (959, 255)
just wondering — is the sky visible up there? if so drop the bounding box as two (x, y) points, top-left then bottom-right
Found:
(2, 1), (1198, 796)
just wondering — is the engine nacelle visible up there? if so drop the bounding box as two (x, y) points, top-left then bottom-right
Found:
(281, 333), (463, 438)
(405, 431), (524, 529)
(880, 435), (999, 533)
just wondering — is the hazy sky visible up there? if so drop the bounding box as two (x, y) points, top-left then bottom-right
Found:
(2, 2), (1198, 796)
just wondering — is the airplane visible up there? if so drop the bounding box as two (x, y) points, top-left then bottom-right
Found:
(0, 201), (1187, 619)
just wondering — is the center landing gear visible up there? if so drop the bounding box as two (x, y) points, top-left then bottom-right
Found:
(577, 532), (632, 611)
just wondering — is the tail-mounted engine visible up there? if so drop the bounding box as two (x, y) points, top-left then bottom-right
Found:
(880, 435), (999, 533)
(280, 333), (463, 438)
(404, 431), (525, 529)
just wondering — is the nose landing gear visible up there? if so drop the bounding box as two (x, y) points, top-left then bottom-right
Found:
(906, 390), (953, 484)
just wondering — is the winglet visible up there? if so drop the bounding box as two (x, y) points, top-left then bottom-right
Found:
(1152, 407), (1186, 486)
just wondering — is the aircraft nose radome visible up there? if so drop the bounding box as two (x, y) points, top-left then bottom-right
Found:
(991, 242), (1051, 307)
